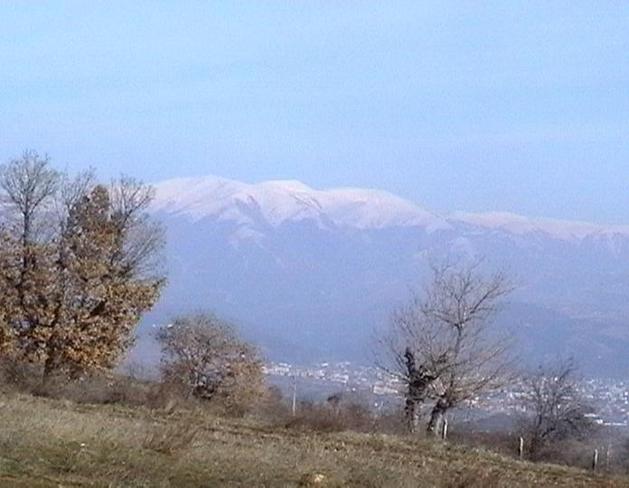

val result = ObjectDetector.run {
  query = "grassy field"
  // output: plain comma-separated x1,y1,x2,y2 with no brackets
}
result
0,392,626,487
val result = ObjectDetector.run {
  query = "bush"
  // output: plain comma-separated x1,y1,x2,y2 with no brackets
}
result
284,394,375,433
156,313,265,415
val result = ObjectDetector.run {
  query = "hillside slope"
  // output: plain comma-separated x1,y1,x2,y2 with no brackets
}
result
0,393,626,487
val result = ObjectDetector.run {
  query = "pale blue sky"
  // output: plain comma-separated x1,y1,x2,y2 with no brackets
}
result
1,2,628,222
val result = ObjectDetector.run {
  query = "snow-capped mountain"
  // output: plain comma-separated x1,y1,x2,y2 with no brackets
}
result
143,175,629,376
152,175,629,242
152,176,450,232
453,211,629,241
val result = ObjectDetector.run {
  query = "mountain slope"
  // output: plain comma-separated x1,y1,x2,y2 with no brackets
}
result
144,175,629,376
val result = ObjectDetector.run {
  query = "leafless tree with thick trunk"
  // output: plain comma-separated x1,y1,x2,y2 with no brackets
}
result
382,260,514,435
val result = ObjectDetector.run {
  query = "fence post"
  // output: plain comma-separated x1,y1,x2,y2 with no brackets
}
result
518,437,524,460
592,448,599,471
606,443,611,470
441,418,448,441
291,375,297,417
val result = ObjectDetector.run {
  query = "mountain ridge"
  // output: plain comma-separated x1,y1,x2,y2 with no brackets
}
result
151,175,629,241
142,174,629,376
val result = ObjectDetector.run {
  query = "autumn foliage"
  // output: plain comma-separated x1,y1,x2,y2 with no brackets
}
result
0,151,164,377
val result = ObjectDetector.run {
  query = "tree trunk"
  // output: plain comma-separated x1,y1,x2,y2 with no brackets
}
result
405,398,420,433
42,352,57,383
529,435,543,461
427,400,448,436
42,335,63,382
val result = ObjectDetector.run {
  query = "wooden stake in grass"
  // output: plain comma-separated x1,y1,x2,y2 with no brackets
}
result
291,375,297,417
518,437,524,460
592,449,599,471
606,443,611,470
441,418,448,441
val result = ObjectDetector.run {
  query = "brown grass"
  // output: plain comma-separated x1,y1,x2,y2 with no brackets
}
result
0,392,626,487
141,417,200,455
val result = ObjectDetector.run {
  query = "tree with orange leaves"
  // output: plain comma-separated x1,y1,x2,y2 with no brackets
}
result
0,151,165,378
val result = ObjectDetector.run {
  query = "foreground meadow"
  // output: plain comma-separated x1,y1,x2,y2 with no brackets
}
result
0,392,626,487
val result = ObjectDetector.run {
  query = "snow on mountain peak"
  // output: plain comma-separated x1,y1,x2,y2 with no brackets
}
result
258,179,314,193
151,176,629,241
151,175,450,231
451,211,629,240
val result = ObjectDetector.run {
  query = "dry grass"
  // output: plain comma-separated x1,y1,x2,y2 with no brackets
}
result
141,418,200,455
0,392,626,487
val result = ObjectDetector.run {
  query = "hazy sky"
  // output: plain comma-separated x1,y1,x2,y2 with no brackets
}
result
1,2,628,222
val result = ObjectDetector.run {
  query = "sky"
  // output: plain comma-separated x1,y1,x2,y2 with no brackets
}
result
1,1,628,223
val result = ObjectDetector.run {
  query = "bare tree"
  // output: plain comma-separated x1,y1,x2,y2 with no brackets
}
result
518,358,596,459
157,313,264,413
383,260,513,435
0,150,59,246
108,176,164,280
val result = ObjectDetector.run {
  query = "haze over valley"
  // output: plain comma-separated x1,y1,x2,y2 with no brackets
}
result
137,175,629,377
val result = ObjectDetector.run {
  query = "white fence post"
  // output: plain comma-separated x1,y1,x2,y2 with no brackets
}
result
518,437,524,460
592,448,599,471
291,375,297,417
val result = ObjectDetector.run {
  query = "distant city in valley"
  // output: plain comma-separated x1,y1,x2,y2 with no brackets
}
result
265,361,629,428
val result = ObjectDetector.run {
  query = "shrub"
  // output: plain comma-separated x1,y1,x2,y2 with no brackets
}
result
284,394,375,433
156,313,265,415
